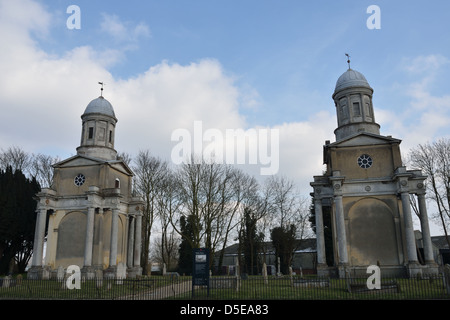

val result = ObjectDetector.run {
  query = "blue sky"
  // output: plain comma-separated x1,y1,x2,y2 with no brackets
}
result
1,0,450,232
37,0,449,132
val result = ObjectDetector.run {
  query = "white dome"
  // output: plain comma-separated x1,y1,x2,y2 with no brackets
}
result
83,96,116,118
334,69,371,92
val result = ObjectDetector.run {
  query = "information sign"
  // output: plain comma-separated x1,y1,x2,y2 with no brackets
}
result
192,248,210,296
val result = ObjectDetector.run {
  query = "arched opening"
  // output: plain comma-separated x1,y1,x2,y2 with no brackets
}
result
348,198,399,266
55,211,86,268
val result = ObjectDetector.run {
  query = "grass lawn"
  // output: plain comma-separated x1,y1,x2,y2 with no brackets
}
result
0,275,449,300
0,276,166,299
177,276,450,300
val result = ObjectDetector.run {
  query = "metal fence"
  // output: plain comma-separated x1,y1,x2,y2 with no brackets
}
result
0,274,449,300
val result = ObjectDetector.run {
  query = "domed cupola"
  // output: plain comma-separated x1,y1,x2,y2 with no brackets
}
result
332,65,380,141
76,94,118,160
83,96,116,118
334,69,371,93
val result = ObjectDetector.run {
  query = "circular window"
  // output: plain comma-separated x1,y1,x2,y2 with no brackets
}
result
74,173,86,186
357,154,373,169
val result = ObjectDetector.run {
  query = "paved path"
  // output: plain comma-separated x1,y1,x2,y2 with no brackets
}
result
118,280,192,300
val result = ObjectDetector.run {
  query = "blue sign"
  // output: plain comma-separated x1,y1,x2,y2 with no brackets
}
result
192,248,210,296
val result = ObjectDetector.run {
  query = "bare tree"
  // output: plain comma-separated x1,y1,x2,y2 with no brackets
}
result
156,169,182,271
171,156,253,270
30,153,60,188
171,156,203,249
0,146,31,175
261,175,313,272
150,229,180,272
132,150,169,275
409,138,450,248
213,168,257,273
264,175,312,235
0,147,61,188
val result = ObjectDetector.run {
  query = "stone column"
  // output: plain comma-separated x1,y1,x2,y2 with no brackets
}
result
83,207,95,268
31,208,47,267
417,193,437,267
109,208,119,268
401,192,418,263
134,214,142,269
127,216,135,268
314,198,327,267
334,195,348,268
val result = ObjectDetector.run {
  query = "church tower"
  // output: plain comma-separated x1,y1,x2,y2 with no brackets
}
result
332,67,380,140
76,96,118,160
30,91,144,280
311,62,439,278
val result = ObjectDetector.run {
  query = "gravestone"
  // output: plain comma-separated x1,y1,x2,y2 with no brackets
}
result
56,266,65,282
444,264,450,294
16,274,22,286
62,273,69,289
42,267,50,280
262,262,268,285
293,278,330,288
210,277,238,289
289,267,293,286
235,258,241,291
2,276,11,288
116,262,126,284
95,269,103,288
277,257,282,276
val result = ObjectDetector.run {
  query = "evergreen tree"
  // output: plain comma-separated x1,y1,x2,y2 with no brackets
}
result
0,167,41,274
240,207,264,275
177,214,199,275
270,224,297,274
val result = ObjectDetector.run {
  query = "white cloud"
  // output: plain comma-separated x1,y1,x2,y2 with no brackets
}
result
272,111,336,193
0,0,335,199
401,54,449,75
110,59,247,158
12,0,449,203
0,0,52,41
0,1,248,165
100,13,151,46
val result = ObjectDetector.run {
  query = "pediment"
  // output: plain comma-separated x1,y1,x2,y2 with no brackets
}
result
53,155,134,176
53,155,105,168
108,160,134,176
328,132,401,148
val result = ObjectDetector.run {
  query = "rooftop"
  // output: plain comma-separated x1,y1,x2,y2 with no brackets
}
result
334,68,372,93
83,96,116,118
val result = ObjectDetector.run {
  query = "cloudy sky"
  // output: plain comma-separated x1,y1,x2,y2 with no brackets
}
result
1,1,449,232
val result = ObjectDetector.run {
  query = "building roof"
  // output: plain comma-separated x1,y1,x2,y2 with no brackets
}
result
326,131,401,147
218,238,317,256
52,154,134,176
334,68,372,92
431,235,450,250
83,96,116,118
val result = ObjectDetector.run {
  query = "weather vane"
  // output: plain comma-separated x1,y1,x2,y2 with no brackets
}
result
98,82,104,97
345,53,351,69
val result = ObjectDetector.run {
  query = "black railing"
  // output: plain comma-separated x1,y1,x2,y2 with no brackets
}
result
0,275,449,300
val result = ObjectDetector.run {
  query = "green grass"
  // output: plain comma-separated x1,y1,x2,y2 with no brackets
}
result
177,276,450,300
0,275,449,300
0,276,175,300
